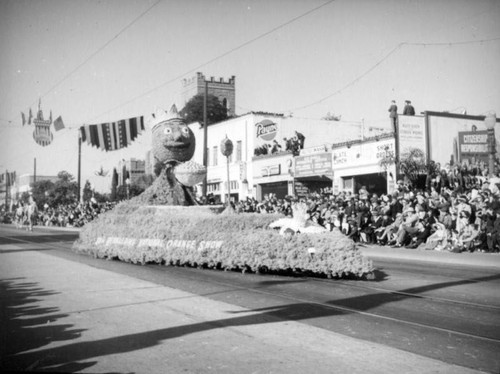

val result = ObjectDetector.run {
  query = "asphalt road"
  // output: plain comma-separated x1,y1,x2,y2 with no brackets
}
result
1,225,499,373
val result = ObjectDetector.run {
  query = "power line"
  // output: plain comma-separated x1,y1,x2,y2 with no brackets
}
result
86,0,337,122
10,0,163,123
283,36,500,114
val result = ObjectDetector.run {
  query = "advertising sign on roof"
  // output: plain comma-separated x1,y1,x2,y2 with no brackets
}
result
255,119,278,141
398,115,426,156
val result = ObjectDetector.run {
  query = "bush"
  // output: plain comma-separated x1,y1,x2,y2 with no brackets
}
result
73,202,373,279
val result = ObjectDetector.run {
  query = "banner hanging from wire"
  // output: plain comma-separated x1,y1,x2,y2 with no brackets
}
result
79,116,145,152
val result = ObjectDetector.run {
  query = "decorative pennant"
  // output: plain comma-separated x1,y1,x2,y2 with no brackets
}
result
80,116,145,152
53,116,65,131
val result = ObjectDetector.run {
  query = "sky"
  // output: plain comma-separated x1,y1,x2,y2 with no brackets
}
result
1,0,499,192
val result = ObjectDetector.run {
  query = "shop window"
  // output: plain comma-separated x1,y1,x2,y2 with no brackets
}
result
224,180,239,191
207,183,220,193
343,177,353,190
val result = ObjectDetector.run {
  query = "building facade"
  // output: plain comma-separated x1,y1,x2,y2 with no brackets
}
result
182,72,236,117
187,113,384,202
117,158,146,187
331,134,397,196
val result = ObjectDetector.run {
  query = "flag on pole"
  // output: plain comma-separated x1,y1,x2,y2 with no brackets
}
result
28,108,33,125
53,116,65,131
21,112,26,126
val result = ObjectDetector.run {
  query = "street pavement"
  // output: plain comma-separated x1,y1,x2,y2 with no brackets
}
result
1,225,496,373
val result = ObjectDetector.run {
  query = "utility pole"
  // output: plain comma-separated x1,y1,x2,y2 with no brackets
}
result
33,158,36,184
77,133,82,201
5,170,8,208
202,80,208,199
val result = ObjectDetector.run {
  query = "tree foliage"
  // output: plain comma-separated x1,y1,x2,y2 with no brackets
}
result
180,94,228,126
52,171,79,206
321,112,342,121
399,148,428,186
24,171,78,208
379,147,434,188
29,179,55,208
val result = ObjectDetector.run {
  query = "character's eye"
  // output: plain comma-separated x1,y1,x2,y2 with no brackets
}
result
181,127,189,134
163,128,172,135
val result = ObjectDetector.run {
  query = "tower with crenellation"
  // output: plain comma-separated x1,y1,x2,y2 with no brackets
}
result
182,72,236,117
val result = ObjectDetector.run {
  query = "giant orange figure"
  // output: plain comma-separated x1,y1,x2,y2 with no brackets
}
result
138,105,206,205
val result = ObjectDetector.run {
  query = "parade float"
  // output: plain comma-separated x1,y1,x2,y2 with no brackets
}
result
73,105,374,279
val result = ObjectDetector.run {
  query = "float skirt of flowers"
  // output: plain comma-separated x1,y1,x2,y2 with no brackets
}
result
73,203,373,279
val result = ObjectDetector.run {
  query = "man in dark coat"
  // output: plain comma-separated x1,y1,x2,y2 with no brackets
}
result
295,131,305,149
403,100,415,115
388,100,398,130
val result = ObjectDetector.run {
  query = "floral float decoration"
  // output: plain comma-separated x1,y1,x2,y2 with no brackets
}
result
269,202,327,236
135,105,206,205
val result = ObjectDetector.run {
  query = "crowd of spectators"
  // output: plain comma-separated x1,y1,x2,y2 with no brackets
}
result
235,162,500,253
1,198,116,228
2,158,499,253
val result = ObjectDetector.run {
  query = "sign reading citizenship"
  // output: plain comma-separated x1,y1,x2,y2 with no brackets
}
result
458,130,489,164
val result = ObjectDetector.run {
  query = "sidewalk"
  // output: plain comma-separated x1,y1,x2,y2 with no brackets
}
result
0,235,484,373
358,243,500,269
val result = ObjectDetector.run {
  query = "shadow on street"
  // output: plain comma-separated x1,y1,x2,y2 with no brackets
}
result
2,272,499,372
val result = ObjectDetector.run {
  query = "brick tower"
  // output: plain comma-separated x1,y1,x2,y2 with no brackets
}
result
182,72,236,117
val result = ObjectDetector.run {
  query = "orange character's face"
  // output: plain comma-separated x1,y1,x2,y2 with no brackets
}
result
152,119,195,163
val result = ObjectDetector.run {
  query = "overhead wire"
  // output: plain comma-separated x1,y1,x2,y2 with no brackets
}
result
8,0,163,124
281,36,500,115
86,0,338,122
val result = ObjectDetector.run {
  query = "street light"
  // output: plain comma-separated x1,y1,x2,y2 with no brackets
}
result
220,135,233,207
484,112,497,177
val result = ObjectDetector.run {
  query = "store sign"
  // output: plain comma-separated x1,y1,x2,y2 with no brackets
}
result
458,130,489,163
300,144,327,155
261,164,281,177
255,119,278,141
398,115,426,156
332,150,348,166
295,153,332,178
331,140,395,168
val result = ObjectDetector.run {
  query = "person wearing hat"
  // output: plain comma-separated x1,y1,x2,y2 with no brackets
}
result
403,100,415,115
455,195,472,232
388,100,398,131
367,210,384,243
391,207,419,247
379,212,403,245
415,193,429,211
486,209,500,252
390,195,404,217
406,209,436,249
